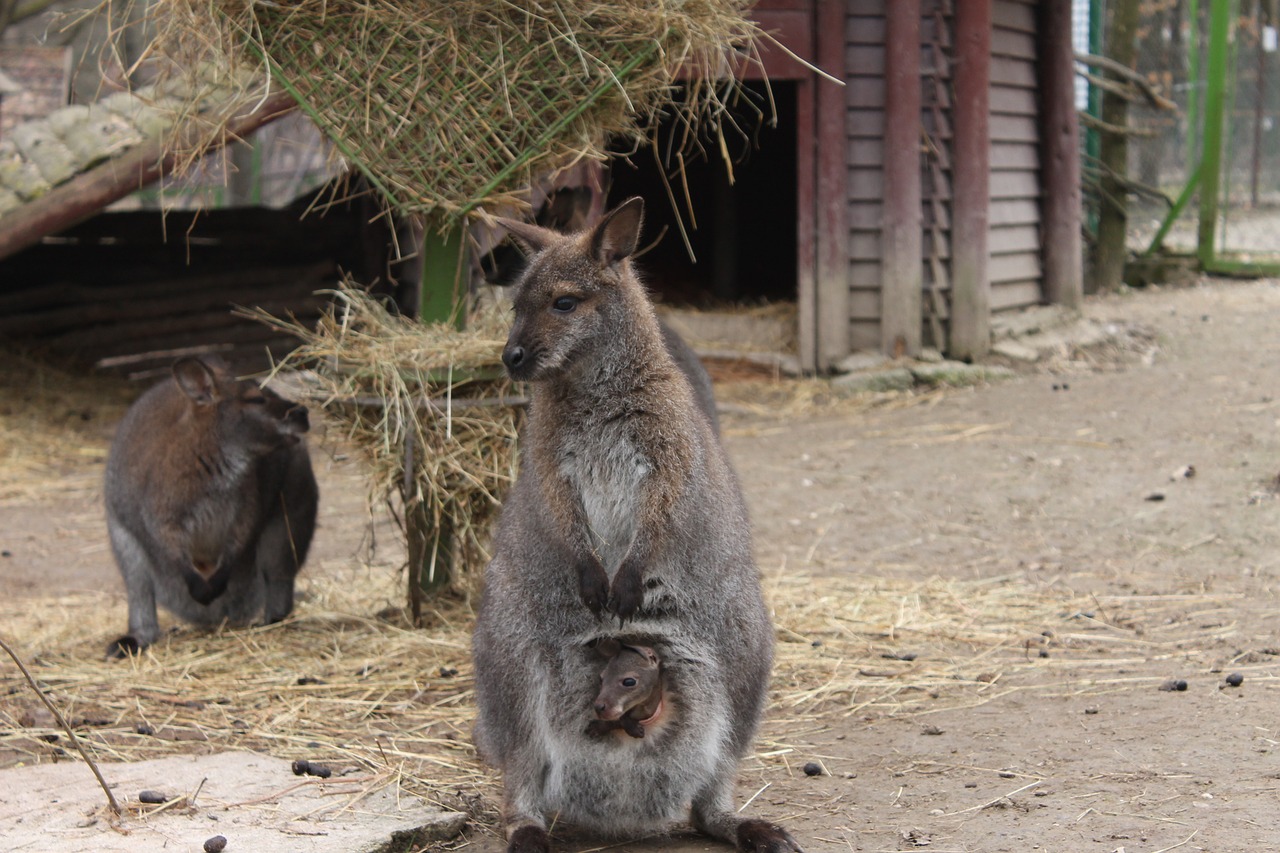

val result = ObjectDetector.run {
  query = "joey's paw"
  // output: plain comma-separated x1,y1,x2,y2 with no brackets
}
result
107,635,143,659
737,819,804,853
608,565,644,622
577,559,610,617
507,825,550,853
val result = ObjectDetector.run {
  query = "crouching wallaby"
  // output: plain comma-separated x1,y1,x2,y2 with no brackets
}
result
104,356,318,658
585,639,663,739
472,198,801,853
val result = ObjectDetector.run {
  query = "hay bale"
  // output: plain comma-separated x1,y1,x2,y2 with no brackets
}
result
143,0,767,221
246,285,520,602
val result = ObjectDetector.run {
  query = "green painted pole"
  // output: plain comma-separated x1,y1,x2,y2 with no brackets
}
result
1198,0,1233,267
1188,0,1201,168
418,220,467,327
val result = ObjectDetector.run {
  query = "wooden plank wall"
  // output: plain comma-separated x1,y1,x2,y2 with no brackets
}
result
988,0,1044,312
0,195,379,381
843,0,1046,356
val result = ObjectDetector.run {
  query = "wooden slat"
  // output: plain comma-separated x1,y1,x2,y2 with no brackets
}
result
989,224,1041,254
991,141,1040,170
849,168,884,200
846,16,886,44
991,55,1036,88
848,201,883,230
846,109,885,137
848,0,886,16
848,77,885,109
990,169,1040,200
848,287,882,319
849,231,880,260
850,260,882,287
990,198,1040,225
990,113,1039,143
992,26,1036,59
846,45,885,76
994,0,1036,34
848,137,883,166
991,280,1044,310
990,86,1037,115
989,251,1043,284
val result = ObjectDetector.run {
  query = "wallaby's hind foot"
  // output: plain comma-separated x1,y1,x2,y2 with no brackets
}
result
736,819,805,853
506,825,550,853
107,635,142,659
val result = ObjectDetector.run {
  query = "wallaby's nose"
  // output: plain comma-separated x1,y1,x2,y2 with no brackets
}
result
502,345,527,372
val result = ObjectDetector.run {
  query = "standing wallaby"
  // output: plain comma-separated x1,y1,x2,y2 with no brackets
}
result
472,198,800,853
104,356,318,658
585,639,663,739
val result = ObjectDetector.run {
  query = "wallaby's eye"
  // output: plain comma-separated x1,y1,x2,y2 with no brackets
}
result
551,296,578,314
622,677,638,688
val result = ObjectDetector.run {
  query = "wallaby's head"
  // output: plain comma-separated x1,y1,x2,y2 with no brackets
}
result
495,196,648,383
592,639,662,721
171,356,310,454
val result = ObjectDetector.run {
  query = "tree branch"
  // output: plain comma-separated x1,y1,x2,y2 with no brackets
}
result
1076,51,1178,111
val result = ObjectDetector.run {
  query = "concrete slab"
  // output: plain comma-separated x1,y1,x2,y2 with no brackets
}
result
0,751,466,853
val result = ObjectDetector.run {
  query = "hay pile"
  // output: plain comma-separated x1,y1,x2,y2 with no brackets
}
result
246,286,520,602
142,0,767,221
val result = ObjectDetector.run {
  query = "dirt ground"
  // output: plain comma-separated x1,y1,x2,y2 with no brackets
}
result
3,276,1280,852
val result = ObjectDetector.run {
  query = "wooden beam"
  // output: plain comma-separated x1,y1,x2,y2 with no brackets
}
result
949,0,992,361
0,91,297,263
1039,0,1084,310
881,0,923,358
814,0,849,371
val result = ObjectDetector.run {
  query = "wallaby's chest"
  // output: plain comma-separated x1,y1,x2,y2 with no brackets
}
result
558,429,651,570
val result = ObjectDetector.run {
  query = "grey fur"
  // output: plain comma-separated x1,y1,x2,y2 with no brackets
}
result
104,356,318,657
473,198,800,852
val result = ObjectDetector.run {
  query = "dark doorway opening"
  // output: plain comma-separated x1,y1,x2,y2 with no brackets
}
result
606,81,798,309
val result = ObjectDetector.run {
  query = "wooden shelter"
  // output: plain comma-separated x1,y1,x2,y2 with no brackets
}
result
627,0,1083,371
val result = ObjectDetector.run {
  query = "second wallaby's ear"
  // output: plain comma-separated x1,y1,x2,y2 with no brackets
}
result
592,637,622,659
495,216,558,255
590,196,644,267
172,358,219,406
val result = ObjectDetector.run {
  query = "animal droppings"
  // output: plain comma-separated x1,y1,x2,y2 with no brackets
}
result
137,790,168,804
1159,678,1189,692
1225,672,1244,687
802,762,823,776
292,758,332,778
203,835,228,853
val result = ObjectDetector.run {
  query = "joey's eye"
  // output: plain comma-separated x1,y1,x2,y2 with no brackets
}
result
551,296,578,314
622,677,638,688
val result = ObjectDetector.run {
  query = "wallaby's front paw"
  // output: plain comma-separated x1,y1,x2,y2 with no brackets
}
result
107,635,143,659
736,819,804,853
577,558,610,616
609,563,644,622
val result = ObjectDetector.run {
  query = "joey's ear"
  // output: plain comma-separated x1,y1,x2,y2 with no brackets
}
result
593,637,622,659
494,217,558,255
633,646,659,666
590,196,643,266
172,358,219,405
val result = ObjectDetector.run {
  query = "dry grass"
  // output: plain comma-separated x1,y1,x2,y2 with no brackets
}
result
244,285,522,600
128,0,773,224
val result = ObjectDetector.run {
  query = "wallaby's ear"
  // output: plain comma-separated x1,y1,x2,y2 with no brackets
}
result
592,637,622,659
495,217,558,255
590,197,644,267
172,358,220,406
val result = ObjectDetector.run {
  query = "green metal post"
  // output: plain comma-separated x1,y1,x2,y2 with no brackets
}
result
1087,0,1105,174
418,220,468,327
1198,0,1233,267
1188,0,1201,167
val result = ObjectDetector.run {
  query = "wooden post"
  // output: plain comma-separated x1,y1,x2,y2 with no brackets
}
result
881,0,923,359
950,0,992,360
1038,0,1084,310
1095,0,1140,291
405,218,469,617
815,0,850,370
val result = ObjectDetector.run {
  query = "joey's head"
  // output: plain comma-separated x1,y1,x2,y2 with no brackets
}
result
172,356,310,455
495,197,646,383
592,641,662,721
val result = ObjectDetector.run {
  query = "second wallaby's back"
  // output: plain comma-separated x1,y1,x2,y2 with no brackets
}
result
472,198,798,852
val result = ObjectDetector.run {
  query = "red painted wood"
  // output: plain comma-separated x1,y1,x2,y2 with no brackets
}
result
881,0,922,358
949,0,992,361
815,0,850,369
1037,0,1083,310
